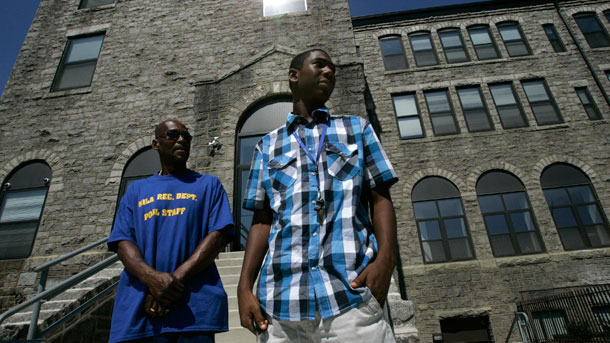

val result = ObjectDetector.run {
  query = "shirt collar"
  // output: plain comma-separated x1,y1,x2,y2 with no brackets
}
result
286,107,330,131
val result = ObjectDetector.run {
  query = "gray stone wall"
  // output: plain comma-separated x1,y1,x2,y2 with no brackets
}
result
0,0,361,311
354,0,610,341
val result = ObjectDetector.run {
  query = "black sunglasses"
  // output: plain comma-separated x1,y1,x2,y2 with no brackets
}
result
157,130,192,141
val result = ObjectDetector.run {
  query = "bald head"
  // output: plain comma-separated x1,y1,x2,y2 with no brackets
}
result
155,119,186,138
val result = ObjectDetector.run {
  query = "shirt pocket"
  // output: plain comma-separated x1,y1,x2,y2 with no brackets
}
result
268,150,298,192
326,142,359,181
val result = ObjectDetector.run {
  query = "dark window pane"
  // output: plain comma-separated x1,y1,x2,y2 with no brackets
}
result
517,232,543,254
568,185,595,203
505,41,530,56
475,45,499,60
430,113,458,135
478,194,504,213
510,212,535,232
575,88,602,120
380,37,404,55
413,201,438,219
419,220,442,240
490,235,515,256
484,214,510,234
558,228,586,250
445,49,469,63
0,221,38,259
56,63,97,90
532,103,560,124
426,91,452,112
438,198,463,216
239,136,262,164
444,218,467,238
503,192,528,210
543,188,570,206
414,50,438,66
497,107,527,128
552,208,577,228
458,88,492,132
448,238,472,260
464,109,492,131
577,205,603,225
422,241,446,262
586,225,610,247
383,55,408,71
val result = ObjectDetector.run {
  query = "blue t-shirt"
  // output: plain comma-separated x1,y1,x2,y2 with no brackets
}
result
107,171,234,343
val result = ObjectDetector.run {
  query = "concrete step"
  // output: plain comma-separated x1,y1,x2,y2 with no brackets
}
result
217,265,242,277
215,257,245,268
218,251,244,259
216,327,256,343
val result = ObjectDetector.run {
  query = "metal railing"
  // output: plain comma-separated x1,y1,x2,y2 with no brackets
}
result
516,284,610,343
0,237,120,341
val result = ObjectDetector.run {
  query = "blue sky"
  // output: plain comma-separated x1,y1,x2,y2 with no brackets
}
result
0,0,487,97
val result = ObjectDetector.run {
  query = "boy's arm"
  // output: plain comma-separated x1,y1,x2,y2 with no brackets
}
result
237,207,273,334
350,185,397,306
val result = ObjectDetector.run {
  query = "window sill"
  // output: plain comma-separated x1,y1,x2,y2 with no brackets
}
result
45,87,92,98
261,9,312,20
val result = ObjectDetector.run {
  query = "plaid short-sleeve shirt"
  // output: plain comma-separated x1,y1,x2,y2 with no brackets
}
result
243,108,397,321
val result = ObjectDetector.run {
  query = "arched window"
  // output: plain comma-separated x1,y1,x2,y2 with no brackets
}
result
0,161,51,259
541,163,610,250
412,176,474,263
118,147,161,201
496,21,531,57
235,97,292,250
477,170,544,257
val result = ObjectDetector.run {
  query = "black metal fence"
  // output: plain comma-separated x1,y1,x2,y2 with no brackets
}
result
516,284,610,343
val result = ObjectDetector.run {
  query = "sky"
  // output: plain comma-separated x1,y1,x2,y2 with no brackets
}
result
0,0,488,97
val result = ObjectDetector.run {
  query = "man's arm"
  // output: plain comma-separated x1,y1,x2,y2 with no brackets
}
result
173,227,231,282
237,207,273,334
116,240,185,307
350,185,397,306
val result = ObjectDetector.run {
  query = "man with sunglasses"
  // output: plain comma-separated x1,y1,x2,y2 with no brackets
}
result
108,119,234,343
238,49,398,342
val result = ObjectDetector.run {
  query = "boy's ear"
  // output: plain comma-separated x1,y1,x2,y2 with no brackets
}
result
289,68,299,83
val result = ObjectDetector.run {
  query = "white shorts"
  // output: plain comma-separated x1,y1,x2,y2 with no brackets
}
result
259,296,396,343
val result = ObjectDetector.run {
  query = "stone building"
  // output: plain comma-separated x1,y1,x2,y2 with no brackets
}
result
0,0,609,342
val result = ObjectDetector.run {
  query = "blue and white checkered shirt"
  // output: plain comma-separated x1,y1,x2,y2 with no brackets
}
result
243,108,397,321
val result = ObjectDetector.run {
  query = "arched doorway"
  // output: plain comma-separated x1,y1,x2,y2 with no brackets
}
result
234,96,292,250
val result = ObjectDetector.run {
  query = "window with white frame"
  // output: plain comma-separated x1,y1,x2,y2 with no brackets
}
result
392,93,424,139
52,34,105,91
263,0,307,17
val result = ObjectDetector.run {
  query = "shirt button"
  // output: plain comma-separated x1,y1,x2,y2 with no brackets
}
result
312,200,316,204
311,172,316,176
308,147,312,151
313,232,318,237
312,266,317,271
